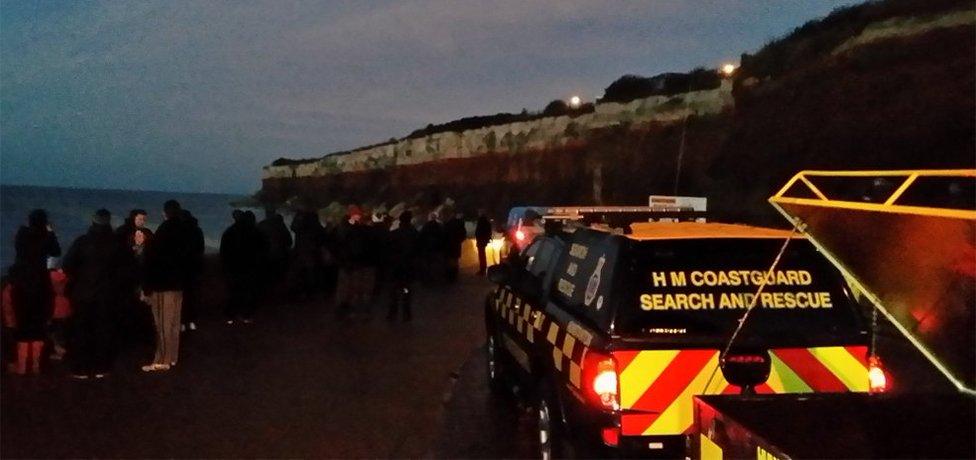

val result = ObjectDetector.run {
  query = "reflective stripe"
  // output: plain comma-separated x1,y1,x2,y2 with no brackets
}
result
546,323,559,345
700,434,723,460
618,350,679,409
569,361,582,387
767,353,813,393
645,352,728,435
533,312,545,330
562,334,576,358
808,346,869,391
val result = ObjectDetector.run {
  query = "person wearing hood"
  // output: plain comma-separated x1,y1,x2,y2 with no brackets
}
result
141,200,192,372
9,209,61,375
220,210,269,323
63,209,135,379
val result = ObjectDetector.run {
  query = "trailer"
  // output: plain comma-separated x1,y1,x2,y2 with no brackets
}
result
693,170,976,459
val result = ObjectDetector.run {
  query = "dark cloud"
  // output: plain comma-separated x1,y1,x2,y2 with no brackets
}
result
1,0,857,193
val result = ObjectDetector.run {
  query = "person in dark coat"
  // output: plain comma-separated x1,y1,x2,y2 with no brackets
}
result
475,210,493,276
387,211,418,321
63,209,134,379
220,210,269,323
115,209,156,348
335,206,371,319
257,208,293,297
141,200,191,372
180,209,205,331
116,209,154,258
442,212,467,284
418,212,445,286
9,209,61,374
289,209,325,301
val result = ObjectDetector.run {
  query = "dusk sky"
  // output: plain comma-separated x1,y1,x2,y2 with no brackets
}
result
2,1,858,194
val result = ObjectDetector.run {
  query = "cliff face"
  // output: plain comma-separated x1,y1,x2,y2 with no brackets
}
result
262,5,974,223
262,81,732,179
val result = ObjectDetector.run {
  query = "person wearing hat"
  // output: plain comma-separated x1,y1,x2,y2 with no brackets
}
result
63,209,135,378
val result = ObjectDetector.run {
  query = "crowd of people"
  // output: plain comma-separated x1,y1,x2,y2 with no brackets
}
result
2,201,205,378
2,201,495,380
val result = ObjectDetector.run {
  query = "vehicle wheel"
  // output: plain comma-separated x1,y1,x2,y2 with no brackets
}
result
535,381,572,459
486,335,508,394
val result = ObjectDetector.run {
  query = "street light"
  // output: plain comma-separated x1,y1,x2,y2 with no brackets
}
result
569,95,582,108
721,63,737,77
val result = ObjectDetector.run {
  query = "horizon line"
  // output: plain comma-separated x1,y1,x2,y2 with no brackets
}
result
0,181,248,197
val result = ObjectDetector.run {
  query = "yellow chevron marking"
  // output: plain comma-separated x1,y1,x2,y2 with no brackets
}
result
522,304,532,321
569,361,582,388
562,334,576,359
619,350,680,409
533,313,545,330
700,434,723,460
546,323,559,345
553,348,563,371
645,353,728,435
809,347,869,391
768,353,813,393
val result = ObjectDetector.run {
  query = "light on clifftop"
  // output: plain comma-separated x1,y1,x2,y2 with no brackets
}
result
721,63,737,76
569,95,582,108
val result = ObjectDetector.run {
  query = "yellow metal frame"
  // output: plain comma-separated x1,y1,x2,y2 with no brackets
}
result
771,169,976,220
769,169,976,396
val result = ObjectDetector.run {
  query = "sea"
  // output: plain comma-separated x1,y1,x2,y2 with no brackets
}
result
0,185,253,272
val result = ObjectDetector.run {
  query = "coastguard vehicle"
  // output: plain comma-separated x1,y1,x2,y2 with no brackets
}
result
484,215,878,458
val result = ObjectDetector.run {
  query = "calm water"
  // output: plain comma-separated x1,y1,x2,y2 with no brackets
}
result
0,185,249,271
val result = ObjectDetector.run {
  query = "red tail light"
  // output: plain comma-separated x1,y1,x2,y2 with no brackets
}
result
868,356,888,393
601,427,620,447
582,350,618,410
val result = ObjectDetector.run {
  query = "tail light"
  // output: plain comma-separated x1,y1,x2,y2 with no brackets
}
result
868,356,889,393
582,350,618,410
601,427,620,447
515,229,526,242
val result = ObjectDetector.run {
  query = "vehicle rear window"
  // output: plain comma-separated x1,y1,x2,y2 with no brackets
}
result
615,238,865,347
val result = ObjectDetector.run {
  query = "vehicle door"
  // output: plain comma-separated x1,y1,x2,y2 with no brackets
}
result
540,230,619,416
494,237,563,384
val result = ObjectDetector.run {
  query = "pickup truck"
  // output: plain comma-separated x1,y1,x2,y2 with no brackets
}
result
484,221,879,458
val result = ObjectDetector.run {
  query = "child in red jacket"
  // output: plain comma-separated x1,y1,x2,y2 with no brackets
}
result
48,260,71,360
